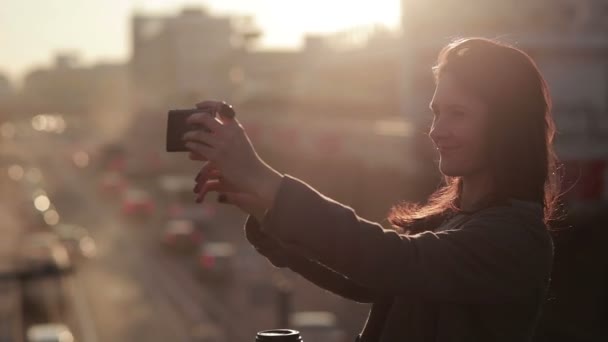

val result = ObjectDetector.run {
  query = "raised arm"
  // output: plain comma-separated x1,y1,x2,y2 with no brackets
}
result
244,216,378,304
258,175,554,304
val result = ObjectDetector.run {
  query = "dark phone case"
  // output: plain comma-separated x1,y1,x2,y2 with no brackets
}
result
166,109,211,152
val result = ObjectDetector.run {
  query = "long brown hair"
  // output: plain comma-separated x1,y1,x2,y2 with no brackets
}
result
388,37,561,234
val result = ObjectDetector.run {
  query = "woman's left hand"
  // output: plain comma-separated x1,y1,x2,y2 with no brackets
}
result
182,101,283,207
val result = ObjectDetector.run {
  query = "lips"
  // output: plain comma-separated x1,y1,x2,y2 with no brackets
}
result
438,146,461,154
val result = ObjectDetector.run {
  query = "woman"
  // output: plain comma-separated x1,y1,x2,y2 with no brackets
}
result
182,37,558,342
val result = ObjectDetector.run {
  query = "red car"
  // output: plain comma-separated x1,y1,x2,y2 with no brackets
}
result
196,242,236,283
161,219,203,254
121,189,155,217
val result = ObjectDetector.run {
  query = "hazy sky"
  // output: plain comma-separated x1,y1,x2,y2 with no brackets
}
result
0,0,401,83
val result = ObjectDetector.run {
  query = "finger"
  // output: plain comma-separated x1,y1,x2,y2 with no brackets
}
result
195,100,221,114
187,113,223,132
194,162,216,182
182,130,221,148
219,116,245,134
195,163,219,182
185,142,215,161
194,169,221,193
195,179,223,203
195,176,240,196
189,151,208,161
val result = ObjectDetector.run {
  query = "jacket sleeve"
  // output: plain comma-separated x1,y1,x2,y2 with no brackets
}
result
258,175,554,303
244,215,378,303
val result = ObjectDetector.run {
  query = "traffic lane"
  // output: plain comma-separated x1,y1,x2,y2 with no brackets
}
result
141,208,280,340
75,209,198,342
82,196,276,340
36,156,208,341
36,130,276,340
16,130,192,340
131,211,253,342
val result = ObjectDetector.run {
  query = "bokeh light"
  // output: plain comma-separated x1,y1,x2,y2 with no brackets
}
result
7,164,24,181
73,151,90,168
34,195,51,212
31,114,67,133
31,115,48,131
43,209,60,225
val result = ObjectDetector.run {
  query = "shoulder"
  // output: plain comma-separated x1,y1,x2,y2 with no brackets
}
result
468,199,543,226
465,199,553,258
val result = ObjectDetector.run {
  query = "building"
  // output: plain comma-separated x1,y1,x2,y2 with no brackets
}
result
130,7,242,109
400,0,608,202
0,72,14,119
0,73,12,99
20,54,129,129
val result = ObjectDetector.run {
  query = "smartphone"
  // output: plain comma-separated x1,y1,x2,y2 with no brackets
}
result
166,108,212,152
166,102,236,152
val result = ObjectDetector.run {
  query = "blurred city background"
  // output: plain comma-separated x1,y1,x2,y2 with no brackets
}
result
0,0,606,341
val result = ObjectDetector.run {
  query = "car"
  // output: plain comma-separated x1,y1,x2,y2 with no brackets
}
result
27,323,74,342
161,219,203,254
159,175,218,226
53,224,97,260
18,232,72,276
167,203,215,230
289,311,346,342
18,232,73,315
121,188,155,217
196,241,236,282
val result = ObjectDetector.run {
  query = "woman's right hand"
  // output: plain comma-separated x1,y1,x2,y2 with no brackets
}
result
193,162,269,221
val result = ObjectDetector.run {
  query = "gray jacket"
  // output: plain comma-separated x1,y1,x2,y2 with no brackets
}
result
245,175,554,342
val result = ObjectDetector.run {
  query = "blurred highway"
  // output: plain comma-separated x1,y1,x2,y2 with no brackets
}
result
1,121,281,342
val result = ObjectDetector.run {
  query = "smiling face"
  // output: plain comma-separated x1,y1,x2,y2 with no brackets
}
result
429,73,490,178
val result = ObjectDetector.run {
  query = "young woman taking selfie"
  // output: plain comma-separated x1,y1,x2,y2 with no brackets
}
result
182,37,559,342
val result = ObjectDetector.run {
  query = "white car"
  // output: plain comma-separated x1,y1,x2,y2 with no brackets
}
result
196,242,236,282
162,219,203,253
53,224,97,260
19,232,72,274
27,323,74,342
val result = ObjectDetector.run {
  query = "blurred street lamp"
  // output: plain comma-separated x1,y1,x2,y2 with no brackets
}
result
43,210,60,226
31,114,67,134
32,115,48,131
7,164,24,181
34,195,50,212
72,151,90,168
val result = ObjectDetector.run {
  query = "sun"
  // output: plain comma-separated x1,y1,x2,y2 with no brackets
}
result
295,1,402,32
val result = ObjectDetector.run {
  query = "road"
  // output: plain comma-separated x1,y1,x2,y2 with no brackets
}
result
35,136,226,341
0,121,291,341
25,131,279,342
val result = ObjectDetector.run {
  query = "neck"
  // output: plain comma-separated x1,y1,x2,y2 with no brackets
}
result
460,172,494,212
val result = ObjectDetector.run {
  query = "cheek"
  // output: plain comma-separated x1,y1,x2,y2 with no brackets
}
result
451,121,486,165
459,122,487,166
